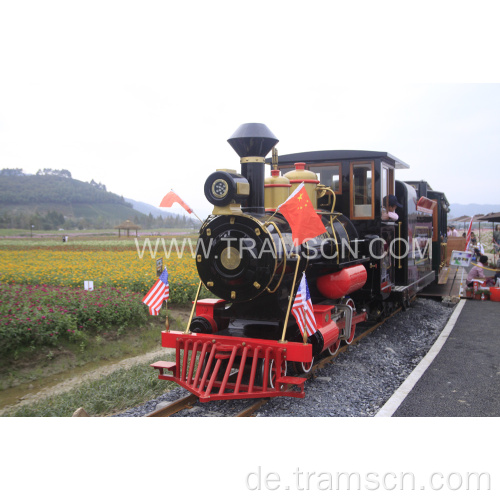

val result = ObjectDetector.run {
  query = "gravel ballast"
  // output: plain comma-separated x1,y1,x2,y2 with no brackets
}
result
113,298,456,417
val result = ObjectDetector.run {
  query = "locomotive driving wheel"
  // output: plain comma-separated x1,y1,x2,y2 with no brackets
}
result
342,298,356,345
293,357,315,375
327,339,341,356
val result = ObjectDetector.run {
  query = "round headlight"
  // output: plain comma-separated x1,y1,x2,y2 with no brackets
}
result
204,170,250,207
211,179,229,199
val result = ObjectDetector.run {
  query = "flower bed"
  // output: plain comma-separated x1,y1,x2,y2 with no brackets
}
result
0,283,149,355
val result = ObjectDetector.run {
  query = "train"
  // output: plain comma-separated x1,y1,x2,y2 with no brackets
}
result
151,123,450,402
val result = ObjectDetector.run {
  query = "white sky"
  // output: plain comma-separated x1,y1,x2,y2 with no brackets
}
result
1,1,499,219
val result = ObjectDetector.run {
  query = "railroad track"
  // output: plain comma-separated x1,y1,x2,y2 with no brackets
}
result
146,307,402,418
146,394,198,417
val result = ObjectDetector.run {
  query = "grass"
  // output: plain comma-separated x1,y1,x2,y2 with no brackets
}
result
0,307,189,417
1,353,177,417
0,309,187,390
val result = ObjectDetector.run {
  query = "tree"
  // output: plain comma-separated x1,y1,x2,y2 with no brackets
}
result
90,179,107,191
36,168,72,178
0,168,25,176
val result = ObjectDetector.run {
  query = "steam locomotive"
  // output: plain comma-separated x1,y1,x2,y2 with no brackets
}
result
152,124,449,402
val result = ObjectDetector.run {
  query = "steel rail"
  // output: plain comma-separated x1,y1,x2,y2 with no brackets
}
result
146,394,198,417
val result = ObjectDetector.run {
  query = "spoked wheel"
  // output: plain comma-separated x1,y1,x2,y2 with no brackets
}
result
293,357,315,375
327,339,341,356
342,298,356,345
344,324,356,345
259,357,287,389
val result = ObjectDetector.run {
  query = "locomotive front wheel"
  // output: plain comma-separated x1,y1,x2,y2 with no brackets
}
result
189,316,213,334
200,352,226,383
269,358,287,389
259,358,287,389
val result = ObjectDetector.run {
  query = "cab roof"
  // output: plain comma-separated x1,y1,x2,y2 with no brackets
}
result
266,150,410,169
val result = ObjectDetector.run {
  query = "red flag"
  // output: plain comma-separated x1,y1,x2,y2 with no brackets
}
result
465,218,473,251
159,190,193,214
416,196,437,215
278,183,326,245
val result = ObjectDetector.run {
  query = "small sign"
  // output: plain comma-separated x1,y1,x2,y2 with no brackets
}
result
84,281,94,291
156,258,163,277
450,250,473,267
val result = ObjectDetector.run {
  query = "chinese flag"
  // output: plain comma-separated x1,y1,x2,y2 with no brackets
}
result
159,190,193,214
278,183,326,245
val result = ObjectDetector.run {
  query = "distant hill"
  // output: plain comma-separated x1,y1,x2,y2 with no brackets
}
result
125,198,200,227
0,169,195,230
449,203,500,219
125,198,176,218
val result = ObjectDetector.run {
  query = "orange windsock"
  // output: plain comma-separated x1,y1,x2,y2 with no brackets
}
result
159,190,193,214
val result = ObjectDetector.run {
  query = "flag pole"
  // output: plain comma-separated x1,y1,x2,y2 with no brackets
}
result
280,254,301,344
184,280,203,335
165,304,170,331
191,211,203,223
264,208,279,227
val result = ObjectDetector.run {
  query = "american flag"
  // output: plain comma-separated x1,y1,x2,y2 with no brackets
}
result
465,218,473,251
291,274,317,338
142,268,169,315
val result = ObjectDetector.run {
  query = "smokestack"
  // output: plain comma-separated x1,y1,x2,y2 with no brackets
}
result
227,123,278,214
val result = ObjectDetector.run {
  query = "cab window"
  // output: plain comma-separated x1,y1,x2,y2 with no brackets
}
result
309,163,342,194
350,161,374,219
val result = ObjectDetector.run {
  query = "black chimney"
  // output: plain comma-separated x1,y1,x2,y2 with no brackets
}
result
228,123,278,214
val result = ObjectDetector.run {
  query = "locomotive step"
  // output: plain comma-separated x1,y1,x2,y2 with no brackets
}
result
276,376,307,388
151,361,177,376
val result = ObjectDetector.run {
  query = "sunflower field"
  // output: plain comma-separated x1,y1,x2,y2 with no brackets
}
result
0,237,202,301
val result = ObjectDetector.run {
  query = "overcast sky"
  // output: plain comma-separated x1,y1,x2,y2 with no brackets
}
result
1,1,499,219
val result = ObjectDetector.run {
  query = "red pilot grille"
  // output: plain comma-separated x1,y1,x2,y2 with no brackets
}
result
152,333,312,402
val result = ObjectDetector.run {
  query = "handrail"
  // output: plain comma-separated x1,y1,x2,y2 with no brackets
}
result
264,220,287,294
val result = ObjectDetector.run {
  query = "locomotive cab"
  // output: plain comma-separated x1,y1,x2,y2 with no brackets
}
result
274,150,413,317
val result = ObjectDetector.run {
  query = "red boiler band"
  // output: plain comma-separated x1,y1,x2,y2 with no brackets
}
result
317,265,367,299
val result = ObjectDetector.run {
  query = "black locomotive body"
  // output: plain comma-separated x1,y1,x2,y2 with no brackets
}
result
152,124,449,402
